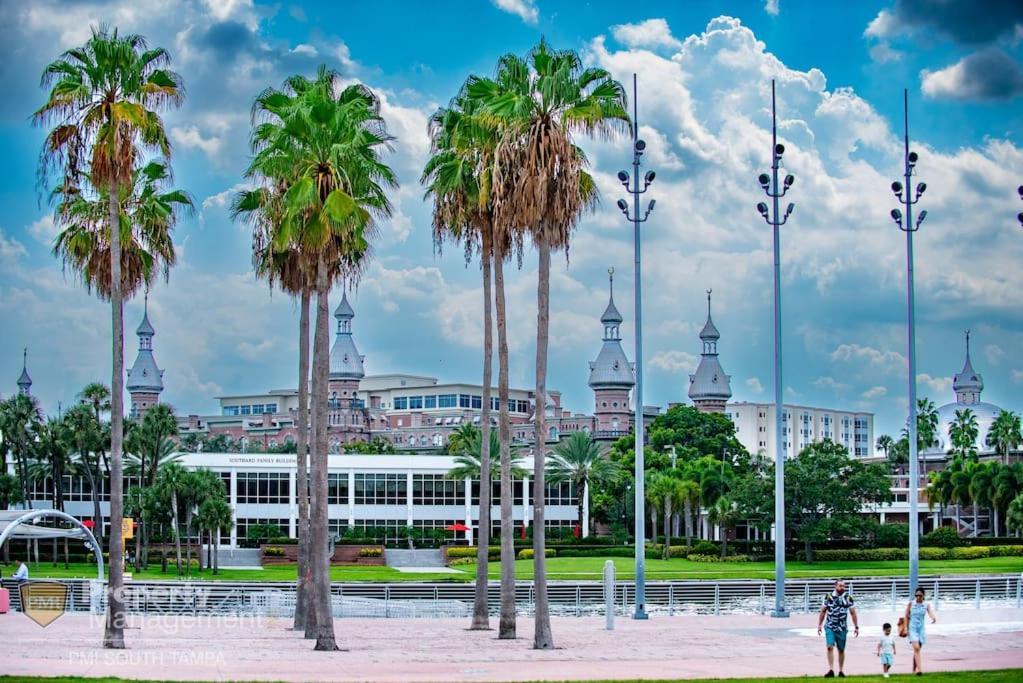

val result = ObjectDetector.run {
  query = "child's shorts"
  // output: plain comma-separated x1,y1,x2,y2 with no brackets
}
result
880,653,894,666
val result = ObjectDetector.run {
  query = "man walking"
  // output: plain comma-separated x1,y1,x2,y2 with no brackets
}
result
817,579,859,677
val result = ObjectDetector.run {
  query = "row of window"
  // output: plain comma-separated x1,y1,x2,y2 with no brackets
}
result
392,394,530,414
223,403,278,416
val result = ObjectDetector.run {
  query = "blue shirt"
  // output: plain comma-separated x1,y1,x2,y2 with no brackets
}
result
823,591,854,632
12,564,28,580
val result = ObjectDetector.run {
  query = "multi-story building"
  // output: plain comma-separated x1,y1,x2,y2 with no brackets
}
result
726,402,874,460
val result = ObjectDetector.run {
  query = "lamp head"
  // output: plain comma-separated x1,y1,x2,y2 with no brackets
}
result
916,182,927,196
758,173,770,189
635,139,646,152
775,143,785,157
757,202,769,217
891,181,903,196
916,209,927,225
1018,211,1023,226
647,199,656,212
644,170,656,184
1018,185,1023,198
891,208,902,223
785,202,795,217
784,174,795,188
908,151,918,165
617,170,629,183
616,198,628,213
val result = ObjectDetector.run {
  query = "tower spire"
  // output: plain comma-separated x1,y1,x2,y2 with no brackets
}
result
689,288,731,413
17,347,32,396
952,328,983,405
127,298,163,417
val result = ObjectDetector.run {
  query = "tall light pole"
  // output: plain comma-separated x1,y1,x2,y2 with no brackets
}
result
617,73,655,620
755,80,794,618
890,88,927,595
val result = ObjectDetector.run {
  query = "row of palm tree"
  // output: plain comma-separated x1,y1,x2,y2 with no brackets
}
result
928,459,1023,537
422,39,628,649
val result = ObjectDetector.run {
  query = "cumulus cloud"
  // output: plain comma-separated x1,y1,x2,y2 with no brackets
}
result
831,344,906,374
813,376,850,392
491,0,538,24
0,230,27,261
869,42,903,64
764,0,780,17
171,125,224,157
921,48,1023,101
865,0,1022,45
650,350,698,374
861,385,888,399
611,19,682,51
917,373,953,397
746,377,764,394
27,215,58,245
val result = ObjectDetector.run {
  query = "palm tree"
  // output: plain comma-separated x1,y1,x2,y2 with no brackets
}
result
196,496,233,575
36,28,185,646
876,434,894,459
948,409,980,461
926,468,955,529
0,394,42,508
950,458,975,535
546,432,618,537
445,422,480,456
470,39,629,650
679,479,701,548
916,398,940,451
153,462,188,575
79,383,111,474
62,404,106,544
245,65,396,651
124,403,179,486
707,496,740,559
992,463,1023,537
445,426,527,480
987,410,1022,466
29,416,71,567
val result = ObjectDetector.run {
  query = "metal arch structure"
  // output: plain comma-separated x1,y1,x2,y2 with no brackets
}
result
0,509,104,581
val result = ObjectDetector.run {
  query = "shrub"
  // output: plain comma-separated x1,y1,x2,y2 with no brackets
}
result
446,546,499,559
172,559,200,570
873,523,909,549
357,547,383,558
517,548,556,560
558,547,634,558
951,546,990,560
815,548,907,562
449,557,476,566
691,541,718,556
263,546,286,557
919,547,951,561
667,545,690,558
689,554,750,563
988,545,1023,557
922,526,966,548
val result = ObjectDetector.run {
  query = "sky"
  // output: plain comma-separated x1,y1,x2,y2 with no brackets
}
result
1,0,1021,441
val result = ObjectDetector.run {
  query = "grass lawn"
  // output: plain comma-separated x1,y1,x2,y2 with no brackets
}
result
2,672,1021,682
9,555,1023,583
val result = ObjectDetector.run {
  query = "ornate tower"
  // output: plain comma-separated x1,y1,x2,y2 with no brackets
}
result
688,290,732,413
588,268,635,434
126,296,164,419
327,291,368,448
17,348,32,396
952,330,983,406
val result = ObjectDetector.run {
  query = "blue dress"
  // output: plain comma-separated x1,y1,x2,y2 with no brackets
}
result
908,601,929,645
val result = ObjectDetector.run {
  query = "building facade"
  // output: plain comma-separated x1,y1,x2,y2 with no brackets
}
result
726,402,874,460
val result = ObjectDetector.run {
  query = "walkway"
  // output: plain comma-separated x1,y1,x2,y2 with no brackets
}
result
1,607,1020,681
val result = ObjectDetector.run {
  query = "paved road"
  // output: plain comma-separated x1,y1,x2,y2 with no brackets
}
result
1,607,1021,680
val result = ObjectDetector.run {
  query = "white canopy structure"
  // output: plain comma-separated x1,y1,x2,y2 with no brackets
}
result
0,509,104,580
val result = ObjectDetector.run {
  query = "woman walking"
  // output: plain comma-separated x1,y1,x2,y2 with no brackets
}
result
905,587,937,675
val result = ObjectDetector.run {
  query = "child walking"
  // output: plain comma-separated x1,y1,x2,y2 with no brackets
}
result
877,622,897,678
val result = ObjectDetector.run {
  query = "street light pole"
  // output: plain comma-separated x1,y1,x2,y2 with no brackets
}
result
756,80,794,618
890,88,927,595
617,73,656,620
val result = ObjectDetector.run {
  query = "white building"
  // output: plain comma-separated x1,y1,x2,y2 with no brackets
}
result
726,402,874,460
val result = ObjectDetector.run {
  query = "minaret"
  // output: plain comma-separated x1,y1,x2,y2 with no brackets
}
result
588,268,635,434
17,348,32,396
126,295,164,419
952,329,983,406
328,291,366,403
688,289,732,413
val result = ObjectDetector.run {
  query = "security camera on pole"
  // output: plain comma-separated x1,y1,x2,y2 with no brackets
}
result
616,73,655,620
889,88,928,595
755,79,794,619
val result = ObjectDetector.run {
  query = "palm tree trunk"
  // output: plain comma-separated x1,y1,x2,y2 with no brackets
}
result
104,172,126,649
684,498,693,548
87,467,103,548
134,508,142,573
172,490,182,575
472,229,494,631
532,241,554,650
494,253,515,640
213,528,220,575
663,505,671,561
294,289,312,633
185,512,194,577
310,257,338,651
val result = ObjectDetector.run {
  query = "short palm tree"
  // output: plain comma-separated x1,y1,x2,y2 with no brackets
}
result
987,410,1022,466
445,426,527,480
0,394,42,509
546,432,617,537
707,496,740,559
948,409,980,461
123,403,179,486
196,496,233,575
469,39,629,650
36,27,185,646
992,463,1023,537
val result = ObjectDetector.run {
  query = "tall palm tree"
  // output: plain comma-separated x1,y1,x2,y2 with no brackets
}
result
62,404,106,543
470,39,629,649
153,462,188,575
79,383,111,474
29,416,71,567
916,398,939,451
546,431,618,537
196,495,233,575
246,65,396,651
987,410,1022,466
679,479,701,548
445,427,527,480
876,434,894,460
123,403,179,486
992,463,1023,537
36,27,184,646
0,394,42,508
948,409,980,461
926,468,954,528
969,461,998,537
423,86,503,632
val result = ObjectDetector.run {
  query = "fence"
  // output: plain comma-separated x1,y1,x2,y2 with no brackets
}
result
3,575,1021,619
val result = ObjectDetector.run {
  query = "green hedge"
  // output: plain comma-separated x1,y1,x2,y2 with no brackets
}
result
263,546,286,557
689,554,751,563
988,545,1023,557
922,526,968,548
815,548,907,562
357,547,383,558
517,548,556,560
813,545,1023,561
558,546,635,558
446,546,499,559
449,557,476,566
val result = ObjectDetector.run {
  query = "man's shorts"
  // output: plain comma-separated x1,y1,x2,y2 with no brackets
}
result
880,653,894,666
825,628,848,651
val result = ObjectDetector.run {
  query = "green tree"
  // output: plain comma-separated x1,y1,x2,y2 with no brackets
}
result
0,394,42,508
35,27,185,648
1007,494,1023,536
916,398,940,452
707,496,740,559
784,440,891,561
876,434,894,460
153,463,188,575
445,426,526,480
124,404,179,486
196,496,233,574
546,432,618,537
61,404,106,544
79,383,111,475
29,415,72,567
987,410,1022,466
992,463,1023,537
648,405,750,468
948,408,979,460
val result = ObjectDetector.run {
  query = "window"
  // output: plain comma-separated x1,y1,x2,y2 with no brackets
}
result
472,479,524,506
223,406,240,416
545,481,577,506
328,473,349,505
438,394,457,408
459,394,472,408
409,396,424,410
413,474,460,505
472,395,482,409
236,472,291,504
517,400,530,413
265,403,278,414
393,396,408,410
425,395,437,409
240,405,252,415
432,433,443,447
491,397,501,410
235,517,289,542
352,519,405,545
354,473,406,504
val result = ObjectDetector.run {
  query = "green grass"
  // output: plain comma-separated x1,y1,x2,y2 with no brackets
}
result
11,554,1023,583
1,671,1020,683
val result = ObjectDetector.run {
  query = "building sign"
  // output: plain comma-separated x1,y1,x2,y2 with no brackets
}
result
227,456,298,466
121,517,134,540
19,582,68,627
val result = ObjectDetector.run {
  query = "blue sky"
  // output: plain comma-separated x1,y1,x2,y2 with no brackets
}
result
1,0,1021,440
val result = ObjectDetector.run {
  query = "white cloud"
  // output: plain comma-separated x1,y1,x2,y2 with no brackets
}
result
984,344,1006,366
861,385,887,400
745,377,764,394
921,49,1023,101
917,373,953,397
831,344,906,374
1011,369,1023,384
491,0,538,24
813,376,850,392
611,19,682,51
864,9,898,39
869,42,904,63
0,230,27,261
201,183,253,212
650,350,698,374
27,215,58,245
764,0,780,17
291,43,317,57
171,125,223,157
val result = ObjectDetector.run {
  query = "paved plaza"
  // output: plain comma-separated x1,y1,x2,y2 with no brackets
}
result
1,607,1021,681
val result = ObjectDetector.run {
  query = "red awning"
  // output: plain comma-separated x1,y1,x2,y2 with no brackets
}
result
444,523,470,532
